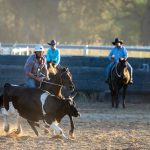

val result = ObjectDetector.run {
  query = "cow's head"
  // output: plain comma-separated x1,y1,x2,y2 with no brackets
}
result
64,95,80,117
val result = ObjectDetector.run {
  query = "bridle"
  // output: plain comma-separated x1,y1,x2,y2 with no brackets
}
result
115,63,121,78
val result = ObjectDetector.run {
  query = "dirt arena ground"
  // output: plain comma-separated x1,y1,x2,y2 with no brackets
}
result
0,101,150,150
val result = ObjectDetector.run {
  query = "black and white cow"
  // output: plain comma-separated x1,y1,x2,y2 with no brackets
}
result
1,83,80,138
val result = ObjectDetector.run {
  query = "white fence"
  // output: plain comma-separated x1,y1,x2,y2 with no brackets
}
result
0,43,150,56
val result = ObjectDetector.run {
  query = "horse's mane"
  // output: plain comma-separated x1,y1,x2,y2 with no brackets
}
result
47,65,58,77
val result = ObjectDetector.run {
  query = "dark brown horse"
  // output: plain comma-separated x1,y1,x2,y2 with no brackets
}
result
41,66,75,98
108,58,130,108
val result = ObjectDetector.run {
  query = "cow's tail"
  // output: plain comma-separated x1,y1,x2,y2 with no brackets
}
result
4,83,11,88
0,94,3,108
3,83,11,111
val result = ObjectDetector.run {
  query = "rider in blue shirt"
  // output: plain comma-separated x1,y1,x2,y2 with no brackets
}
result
46,40,60,67
105,38,133,84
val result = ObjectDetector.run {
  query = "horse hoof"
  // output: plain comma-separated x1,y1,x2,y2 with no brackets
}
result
69,131,75,139
44,129,49,134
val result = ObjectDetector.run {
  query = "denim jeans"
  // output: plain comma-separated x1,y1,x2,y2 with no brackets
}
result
106,62,115,79
127,62,133,78
26,78,36,88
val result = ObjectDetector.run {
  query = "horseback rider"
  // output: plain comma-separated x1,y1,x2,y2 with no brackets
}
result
24,44,49,88
46,40,60,68
105,38,133,84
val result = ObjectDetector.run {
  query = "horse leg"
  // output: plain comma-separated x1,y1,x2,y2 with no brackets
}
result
115,89,119,108
122,86,127,108
68,115,75,138
111,90,115,108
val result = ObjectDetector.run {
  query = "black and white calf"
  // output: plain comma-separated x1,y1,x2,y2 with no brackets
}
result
0,83,80,138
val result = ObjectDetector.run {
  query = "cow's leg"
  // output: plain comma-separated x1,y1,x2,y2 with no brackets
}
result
68,115,75,138
15,113,22,134
27,120,39,136
1,107,9,132
50,122,67,139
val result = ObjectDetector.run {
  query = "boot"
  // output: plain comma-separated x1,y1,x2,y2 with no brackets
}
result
129,79,133,84
129,78,133,84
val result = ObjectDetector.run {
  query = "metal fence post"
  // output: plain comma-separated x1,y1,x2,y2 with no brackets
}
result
84,45,89,56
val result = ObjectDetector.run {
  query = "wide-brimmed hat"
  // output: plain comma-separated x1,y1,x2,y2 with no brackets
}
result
112,38,123,45
47,40,57,46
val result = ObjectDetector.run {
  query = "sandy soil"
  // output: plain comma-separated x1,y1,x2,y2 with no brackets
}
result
0,101,150,150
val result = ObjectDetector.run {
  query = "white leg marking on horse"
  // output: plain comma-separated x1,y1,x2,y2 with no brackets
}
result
40,92,49,115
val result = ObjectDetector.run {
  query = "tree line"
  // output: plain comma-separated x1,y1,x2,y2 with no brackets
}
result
0,0,150,45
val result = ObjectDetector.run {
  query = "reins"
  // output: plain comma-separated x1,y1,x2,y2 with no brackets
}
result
115,63,121,78
42,80,63,87
39,71,68,88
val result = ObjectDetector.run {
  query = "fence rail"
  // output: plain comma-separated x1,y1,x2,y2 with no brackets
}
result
0,43,150,56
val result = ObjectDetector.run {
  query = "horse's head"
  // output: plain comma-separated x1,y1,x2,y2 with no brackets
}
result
116,58,128,79
59,67,75,92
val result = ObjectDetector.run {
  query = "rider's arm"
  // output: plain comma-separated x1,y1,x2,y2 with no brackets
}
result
26,72,41,81
108,48,115,61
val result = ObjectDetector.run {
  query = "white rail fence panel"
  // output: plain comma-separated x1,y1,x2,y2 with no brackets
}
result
0,43,150,55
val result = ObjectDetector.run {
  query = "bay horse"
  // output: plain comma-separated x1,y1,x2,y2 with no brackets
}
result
108,58,130,108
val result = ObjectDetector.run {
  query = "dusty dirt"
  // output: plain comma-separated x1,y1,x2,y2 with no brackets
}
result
0,101,150,150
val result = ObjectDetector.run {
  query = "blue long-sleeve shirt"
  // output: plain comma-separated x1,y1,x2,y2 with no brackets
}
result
46,48,60,65
108,46,128,62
